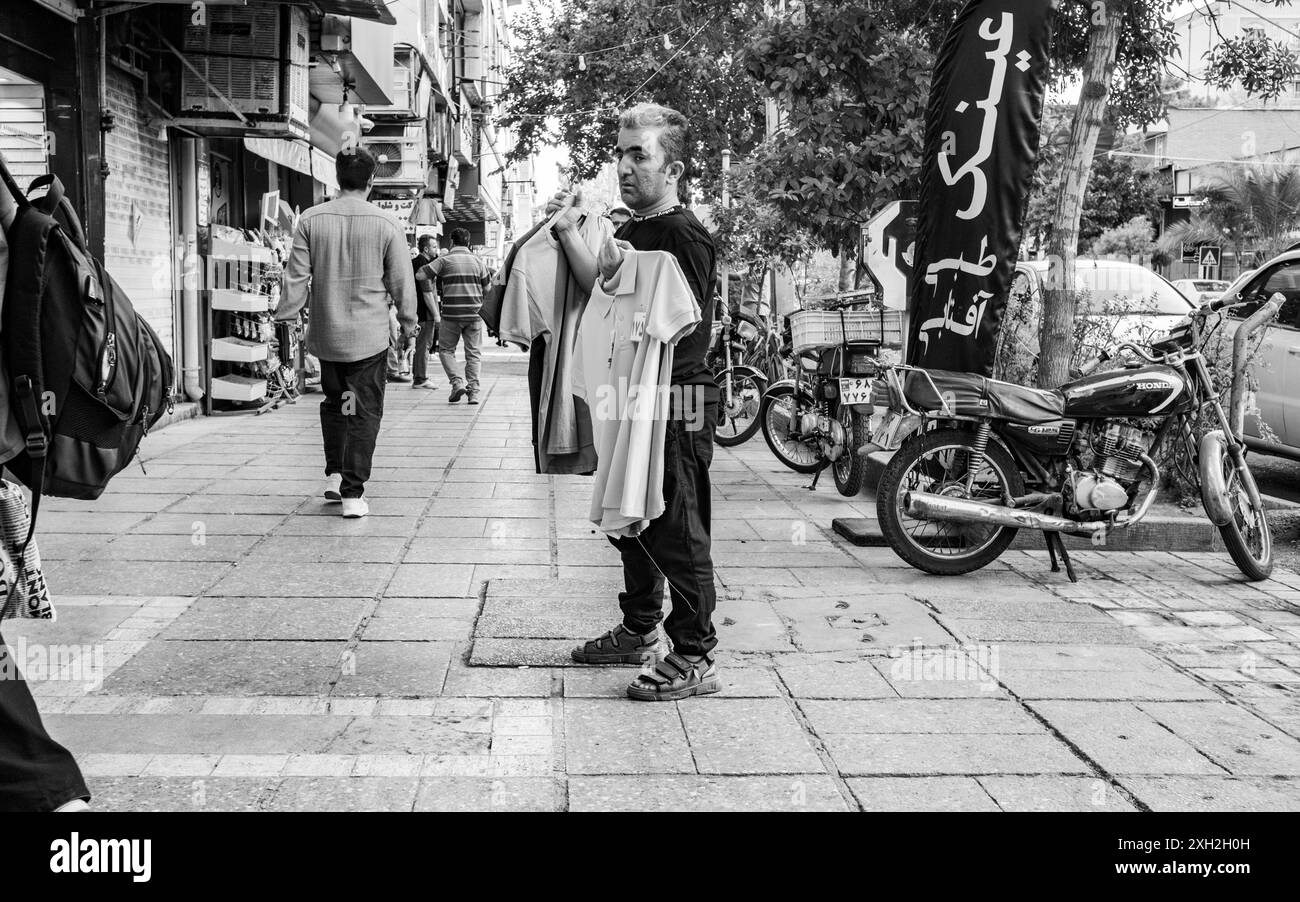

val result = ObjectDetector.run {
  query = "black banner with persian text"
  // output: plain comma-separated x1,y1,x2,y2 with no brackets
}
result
907,0,1054,375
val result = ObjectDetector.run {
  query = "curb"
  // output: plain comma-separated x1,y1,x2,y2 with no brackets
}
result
834,509,1299,553
150,401,202,434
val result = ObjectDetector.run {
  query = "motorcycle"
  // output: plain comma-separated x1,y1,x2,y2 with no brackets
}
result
708,308,768,447
759,296,889,495
871,292,1281,581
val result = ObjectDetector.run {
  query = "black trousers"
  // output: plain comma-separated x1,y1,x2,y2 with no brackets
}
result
319,349,388,499
610,399,719,657
0,631,89,811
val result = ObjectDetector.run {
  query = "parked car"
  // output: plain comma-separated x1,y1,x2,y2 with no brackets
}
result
997,258,1195,381
1173,278,1232,305
1202,249,1300,458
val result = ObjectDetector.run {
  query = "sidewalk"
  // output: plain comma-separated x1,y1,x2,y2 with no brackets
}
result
6,346,1300,811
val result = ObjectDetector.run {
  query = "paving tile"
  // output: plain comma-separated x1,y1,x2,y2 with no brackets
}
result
209,562,395,598
84,534,263,563
824,733,1088,776
263,777,420,812
1119,776,1300,811
1029,701,1227,776
332,642,455,697
414,777,559,811
569,775,847,812
1000,668,1219,701
799,699,1045,735
564,699,695,775
386,564,477,598
131,514,286,536
469,638,583,667
103,642,344,696
777,660,899,699
326,716,490,757
941,619,1147,644
159,597,370,640
679,698,823,775
978,776,1139,812
45,714,344,756
87,776,271,812
43,560,229,596
846,777,1001,812
242,536,409,564
441,667,554,697
1138,702,1300,776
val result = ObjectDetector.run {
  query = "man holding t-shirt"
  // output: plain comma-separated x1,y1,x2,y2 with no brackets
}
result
549,102,720,702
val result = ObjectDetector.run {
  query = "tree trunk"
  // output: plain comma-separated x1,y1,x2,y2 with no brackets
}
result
837,241,854,292
1037,0,1124,389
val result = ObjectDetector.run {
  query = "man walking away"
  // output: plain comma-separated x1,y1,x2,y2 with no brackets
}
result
419,228,489,404
277,146,417,518
412,236,440,390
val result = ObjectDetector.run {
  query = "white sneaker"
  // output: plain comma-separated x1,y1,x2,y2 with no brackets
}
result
323,473,342,503
342,497,369,518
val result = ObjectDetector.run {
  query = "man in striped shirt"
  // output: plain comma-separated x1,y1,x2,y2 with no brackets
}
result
417,228,490,404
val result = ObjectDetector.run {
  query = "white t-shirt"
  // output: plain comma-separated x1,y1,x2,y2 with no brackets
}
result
584,250,700,536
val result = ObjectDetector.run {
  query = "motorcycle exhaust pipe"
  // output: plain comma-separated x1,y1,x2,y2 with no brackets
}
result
903,491,1107,536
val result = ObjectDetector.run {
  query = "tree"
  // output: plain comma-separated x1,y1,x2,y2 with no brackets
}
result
733,0,935,289
495,0,768,197
1157,165,1300,265
1037,0,1298,389
1090,214,1157,258
1024,113,1163,254
1079,150,1164,245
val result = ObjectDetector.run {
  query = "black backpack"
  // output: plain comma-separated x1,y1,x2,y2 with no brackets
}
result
0,161,173,549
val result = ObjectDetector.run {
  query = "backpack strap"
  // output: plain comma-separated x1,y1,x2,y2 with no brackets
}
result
4,204,57,556
26,174,88,252
13,375,46,557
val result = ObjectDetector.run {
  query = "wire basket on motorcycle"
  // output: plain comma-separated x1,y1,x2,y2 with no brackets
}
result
790,288,903,353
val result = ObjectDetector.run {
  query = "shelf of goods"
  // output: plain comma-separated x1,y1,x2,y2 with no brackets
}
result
211,374,269,402
205,234,283,413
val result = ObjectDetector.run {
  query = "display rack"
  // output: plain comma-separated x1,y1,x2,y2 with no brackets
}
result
204,233,302,414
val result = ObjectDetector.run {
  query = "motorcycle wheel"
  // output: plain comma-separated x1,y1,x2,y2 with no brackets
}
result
760,384,823,473
714,369,767,447
832,405,870,497
1216,452,1273,581
877,427,1025,576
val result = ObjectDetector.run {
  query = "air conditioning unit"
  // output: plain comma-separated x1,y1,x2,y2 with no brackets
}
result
363,125,428,187
179,5,309,128
367,48,420,118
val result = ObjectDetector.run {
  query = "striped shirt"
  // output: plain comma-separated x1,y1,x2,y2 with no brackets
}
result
419,247,490,321
275,195,417,363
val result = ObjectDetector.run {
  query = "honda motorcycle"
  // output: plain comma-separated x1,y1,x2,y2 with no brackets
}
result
871,293,1280,582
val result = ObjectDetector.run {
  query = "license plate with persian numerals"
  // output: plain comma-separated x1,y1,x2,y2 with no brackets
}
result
838,377,872,405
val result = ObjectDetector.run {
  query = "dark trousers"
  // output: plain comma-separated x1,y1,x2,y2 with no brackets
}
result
0,632,89,811
413,320,438,383
319,349,388,499
610,400,719,657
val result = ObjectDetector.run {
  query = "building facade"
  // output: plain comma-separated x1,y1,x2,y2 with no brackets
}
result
0,0,535,417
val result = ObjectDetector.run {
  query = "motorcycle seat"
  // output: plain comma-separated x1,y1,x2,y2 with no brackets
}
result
903,368,1065,424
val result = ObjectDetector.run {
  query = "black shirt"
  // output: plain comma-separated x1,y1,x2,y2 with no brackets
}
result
615,208,718,398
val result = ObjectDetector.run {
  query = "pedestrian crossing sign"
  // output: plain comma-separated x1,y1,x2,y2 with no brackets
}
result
1198,245,1220,267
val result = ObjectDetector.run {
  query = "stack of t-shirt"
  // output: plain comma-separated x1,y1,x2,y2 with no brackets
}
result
498,214,612,475
579,249,701,537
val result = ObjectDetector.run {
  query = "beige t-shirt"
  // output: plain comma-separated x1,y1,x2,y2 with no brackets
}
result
586,250,700,536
